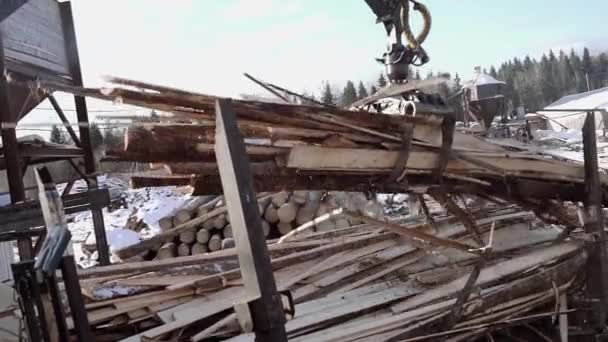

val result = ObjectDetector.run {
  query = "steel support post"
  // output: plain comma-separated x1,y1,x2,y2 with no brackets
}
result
11,261,48,342
582,111,608,334
61,255,94,341
48,94,82,147
60,2,109,265
0,32,32,259
214,98,287,341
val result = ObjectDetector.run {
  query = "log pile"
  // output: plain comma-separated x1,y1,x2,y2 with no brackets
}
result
28,77,608,205
131,191,384,261
74,203,584,342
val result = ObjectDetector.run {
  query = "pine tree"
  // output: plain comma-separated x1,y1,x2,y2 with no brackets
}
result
569,49,586,93
489,66,498,79
582,47,593,91
369,85,378,95
50,125,65,144
321,82,335,105
515,71,542,111
523,56,534,72
377,73,387,88
341,81,358,107
425,70,434,80
414,70,421,80
357,81,369,100
597,53,608,88
89,122,104,148
557,50,574,93
540,54,559,104
104,128,125,150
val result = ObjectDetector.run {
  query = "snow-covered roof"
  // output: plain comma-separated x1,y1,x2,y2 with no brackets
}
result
545,86,608,110
0,134,45,148
463,73,505,89
539,87,608,131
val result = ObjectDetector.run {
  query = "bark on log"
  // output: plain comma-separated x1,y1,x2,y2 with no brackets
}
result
157,242,177,260
179,229,196,244
292,191,308,205
208,235,222,252
278,202,298,223
165,161,281,176
192,243,208,255
202,219,215,231
271,191,290,207
222,238,236,250
264,205,279,224
196,229,210,244
212,214,227,230
158,217,173,231
278,222,293,236
173,210,192,226
177,243,191,257
223,225,233,239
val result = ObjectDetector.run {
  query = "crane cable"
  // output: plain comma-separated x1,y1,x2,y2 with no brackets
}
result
400,0,432,50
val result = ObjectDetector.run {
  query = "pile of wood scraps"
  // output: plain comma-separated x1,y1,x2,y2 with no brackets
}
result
20,76,608,204
73,204,583,342
13,76,601,341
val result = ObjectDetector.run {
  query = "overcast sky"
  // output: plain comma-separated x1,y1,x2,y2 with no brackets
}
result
17,0,608,136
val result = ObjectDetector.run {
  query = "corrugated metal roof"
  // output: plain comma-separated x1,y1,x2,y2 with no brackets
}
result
539,87,608,131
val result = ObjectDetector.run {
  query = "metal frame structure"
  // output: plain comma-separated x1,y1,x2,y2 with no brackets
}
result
12,166,92,342
0,0,110,264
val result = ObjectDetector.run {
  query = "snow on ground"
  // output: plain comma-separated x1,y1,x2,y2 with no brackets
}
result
0,194,9,207
64,175,192,267
530,129,608,169
533,129,582,144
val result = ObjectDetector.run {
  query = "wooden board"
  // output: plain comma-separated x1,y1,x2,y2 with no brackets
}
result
286,146,598,183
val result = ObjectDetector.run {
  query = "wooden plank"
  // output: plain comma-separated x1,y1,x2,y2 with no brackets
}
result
294,249,585,342
390,242,582,313
287,146,596,184
81,239,326,279
166,232,396,291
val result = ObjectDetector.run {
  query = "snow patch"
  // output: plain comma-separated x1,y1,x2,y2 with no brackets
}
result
533,129,582,144
64,175,192,267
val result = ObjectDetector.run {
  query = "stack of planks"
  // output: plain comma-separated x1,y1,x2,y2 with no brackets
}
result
121,191,383,261
27,76,608,204
74,203,583,342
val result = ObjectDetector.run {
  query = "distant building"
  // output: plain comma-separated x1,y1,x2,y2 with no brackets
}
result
539,87,608,131
0,135,78,202
459,67,507,128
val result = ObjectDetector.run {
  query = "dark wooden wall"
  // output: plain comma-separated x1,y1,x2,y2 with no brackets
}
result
1,0,70,77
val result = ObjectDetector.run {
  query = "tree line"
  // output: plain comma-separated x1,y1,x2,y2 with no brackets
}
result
486,47,608,112
49,48,608,145
50,123,124,149
313,47,607,113
316,69,426,108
